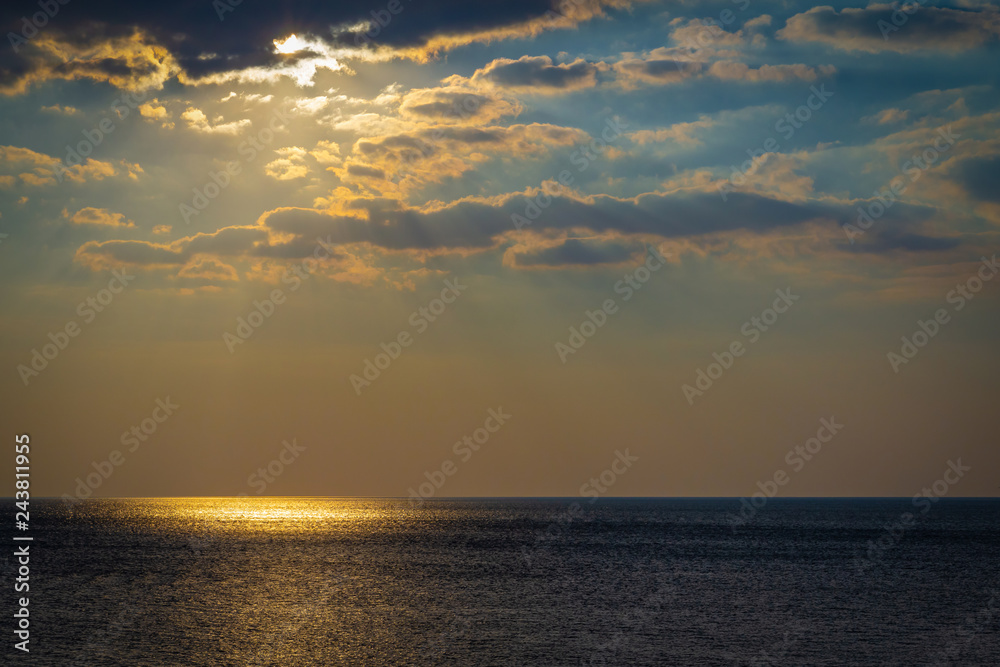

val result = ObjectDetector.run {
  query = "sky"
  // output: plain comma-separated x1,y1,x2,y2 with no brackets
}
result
1,0,998,499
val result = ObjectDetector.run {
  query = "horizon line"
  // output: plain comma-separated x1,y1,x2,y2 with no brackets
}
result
14,495,1000,500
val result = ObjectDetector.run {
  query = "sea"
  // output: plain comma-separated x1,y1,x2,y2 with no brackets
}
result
3,497,998,666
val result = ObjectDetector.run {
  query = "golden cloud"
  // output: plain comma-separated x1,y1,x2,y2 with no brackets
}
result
64,207,135,228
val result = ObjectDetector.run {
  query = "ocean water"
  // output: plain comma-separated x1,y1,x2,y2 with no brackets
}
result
4,497,999,666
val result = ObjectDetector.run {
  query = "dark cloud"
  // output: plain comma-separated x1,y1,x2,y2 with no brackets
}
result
345,163,387,180
357,135,434,159
398,87,521,124
185,226,269,255
1,1,632,91
356,124,580,158
263,189,851,252
252,236,345,260
472,55,601,92
513,238,640,266
76,239,185,264
613,56,702,86
346,122,586,185
76,225,270,265
777,6,1000,54
77,186,953,269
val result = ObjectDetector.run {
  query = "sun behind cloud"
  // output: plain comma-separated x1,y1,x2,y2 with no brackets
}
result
274,34,303,54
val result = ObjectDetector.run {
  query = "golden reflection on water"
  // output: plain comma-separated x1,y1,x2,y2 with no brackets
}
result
145,496,408,536
92,498,416,664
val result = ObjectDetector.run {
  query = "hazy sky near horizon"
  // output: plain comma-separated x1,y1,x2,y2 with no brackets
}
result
1,0,998,498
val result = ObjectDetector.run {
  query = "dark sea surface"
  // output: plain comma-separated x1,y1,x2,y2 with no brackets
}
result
2,497,998,666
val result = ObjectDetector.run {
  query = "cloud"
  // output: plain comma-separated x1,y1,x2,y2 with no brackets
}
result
40,104,79,115
0,145,57,167
220,91,274,104
470,55,603,93
349,0,645,63
344,163,387,180
180,107,251,134
743,15,773,30
59,159,143,185
1,145,142,187
613,49,703,87
265,146,310,180
257,186,852,254
344,122,589,187
139,99,173,128
288,95,333,115
0,30,181,96
76,225,271,267
863,108,911,125
777,5,1000,53
629,117,717,147
398,85,522,124
77,239,187,266
176,257,239,282
0,1,645,94
309,140,341,165
77,178,949,280
668,18,748,51
264,159,310,180
64,207,135,228
610,46,832,88
706,61,833,83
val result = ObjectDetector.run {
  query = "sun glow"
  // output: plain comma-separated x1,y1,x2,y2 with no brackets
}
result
274,34,303,54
